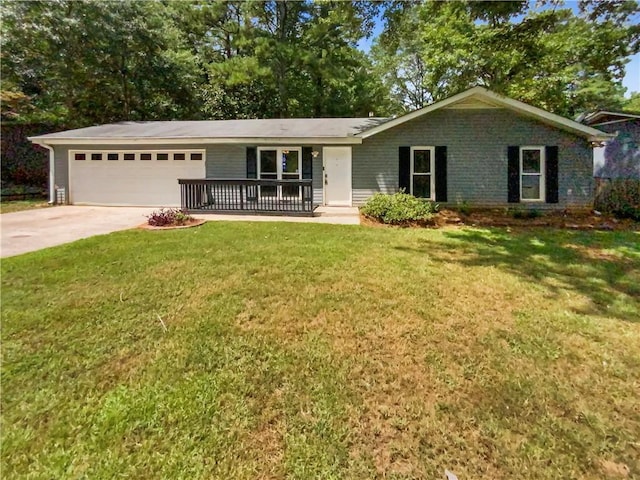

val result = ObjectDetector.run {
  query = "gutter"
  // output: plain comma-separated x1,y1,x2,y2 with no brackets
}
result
24,136,364,146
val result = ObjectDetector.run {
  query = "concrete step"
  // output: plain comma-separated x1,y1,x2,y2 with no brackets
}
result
314,206,360,217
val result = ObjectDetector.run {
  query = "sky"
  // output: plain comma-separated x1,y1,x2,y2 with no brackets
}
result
358,2,640,97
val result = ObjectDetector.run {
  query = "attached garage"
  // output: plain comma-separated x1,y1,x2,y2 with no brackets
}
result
68,149,205,206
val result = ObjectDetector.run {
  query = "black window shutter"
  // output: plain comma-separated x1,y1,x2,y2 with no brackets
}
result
246,147,257,179
399,146,411,193
507,146,520,203
302,146,313,179
545,146,559,204
435,146,447,202
302,146,313,201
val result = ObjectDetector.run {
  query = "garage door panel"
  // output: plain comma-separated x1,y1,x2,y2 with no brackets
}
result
69,151,206,206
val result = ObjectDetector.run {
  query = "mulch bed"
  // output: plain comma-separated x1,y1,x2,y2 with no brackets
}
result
361,209,640,231
138,218,207,230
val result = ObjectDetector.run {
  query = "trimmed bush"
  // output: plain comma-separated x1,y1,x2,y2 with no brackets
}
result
361,192,438,225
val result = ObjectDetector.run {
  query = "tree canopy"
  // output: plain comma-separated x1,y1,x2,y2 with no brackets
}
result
373,0,639,117
1,0,638,127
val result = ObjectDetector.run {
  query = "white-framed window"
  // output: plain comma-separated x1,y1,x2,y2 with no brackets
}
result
257,147,302,198
520,146,545,201
410,146,435,200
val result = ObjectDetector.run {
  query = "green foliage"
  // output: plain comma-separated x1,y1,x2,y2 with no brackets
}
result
595,179,640,220
373,0,638,116
508,207,543,219
361,192,438,224
624,92,640,113
146,208,194,227
1,1,392,125
0,123,52,189
457,200,473,216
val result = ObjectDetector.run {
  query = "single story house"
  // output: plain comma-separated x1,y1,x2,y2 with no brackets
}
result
578,110,640,179
29,87,611,214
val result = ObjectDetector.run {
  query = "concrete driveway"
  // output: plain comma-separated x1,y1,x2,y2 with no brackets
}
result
0,206,154,258
1,205,361,258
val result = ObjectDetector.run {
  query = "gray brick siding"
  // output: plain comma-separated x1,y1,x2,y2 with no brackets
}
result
352,109,594,208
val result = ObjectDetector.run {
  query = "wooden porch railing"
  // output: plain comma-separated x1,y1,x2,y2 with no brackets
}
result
178,178,314,215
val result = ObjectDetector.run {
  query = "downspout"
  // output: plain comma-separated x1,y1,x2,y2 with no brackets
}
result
38,143,56,204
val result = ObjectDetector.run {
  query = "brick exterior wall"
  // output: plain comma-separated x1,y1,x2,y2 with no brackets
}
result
352,108,594,208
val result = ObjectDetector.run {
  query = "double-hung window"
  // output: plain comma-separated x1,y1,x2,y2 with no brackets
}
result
410,146,435,200
520,147,545,201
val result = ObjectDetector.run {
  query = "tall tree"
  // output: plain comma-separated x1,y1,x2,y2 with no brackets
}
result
373,0,639,116
2,0,203,126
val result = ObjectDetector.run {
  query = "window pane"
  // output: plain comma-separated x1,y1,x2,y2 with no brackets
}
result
124,153,135,161
260,150,277,173
190,152,203,161
282,150,299,174
174,153,185,160
91,153,102,161
521,175,541,200
522,149,541,173
157,153,168,160
75,153,86,161
107,153,119,161
140,153,152,161
260,173,277,197
413,175,431,198
413,150,431,174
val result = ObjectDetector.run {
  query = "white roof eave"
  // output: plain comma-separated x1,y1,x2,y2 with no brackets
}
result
28,136,364,146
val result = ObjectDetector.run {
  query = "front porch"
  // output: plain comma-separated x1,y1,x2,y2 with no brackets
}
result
179,178,316,216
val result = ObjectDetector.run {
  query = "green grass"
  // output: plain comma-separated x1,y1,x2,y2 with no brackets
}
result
0,199,49,214
2,222,639,479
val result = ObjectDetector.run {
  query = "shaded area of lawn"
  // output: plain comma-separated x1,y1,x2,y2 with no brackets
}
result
2,223,639,479
0,198,50,214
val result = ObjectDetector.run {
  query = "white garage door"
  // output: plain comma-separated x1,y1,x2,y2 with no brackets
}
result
69,150,206,206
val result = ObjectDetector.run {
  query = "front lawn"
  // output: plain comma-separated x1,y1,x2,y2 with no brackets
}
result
2,223,639,479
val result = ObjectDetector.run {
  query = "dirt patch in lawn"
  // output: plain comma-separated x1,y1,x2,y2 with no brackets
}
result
361,208,639,231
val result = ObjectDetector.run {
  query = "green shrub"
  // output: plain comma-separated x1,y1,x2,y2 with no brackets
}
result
509,207,541,219
612,205,640,221
595,179,640,221
361,192,438,224
457,200,472,215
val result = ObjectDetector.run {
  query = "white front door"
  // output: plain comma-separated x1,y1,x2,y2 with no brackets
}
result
323,147,352,206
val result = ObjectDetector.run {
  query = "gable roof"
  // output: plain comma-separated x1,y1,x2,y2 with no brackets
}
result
357,86,612,142
579,110,640,127
29,87,611,146
29,118,388,145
